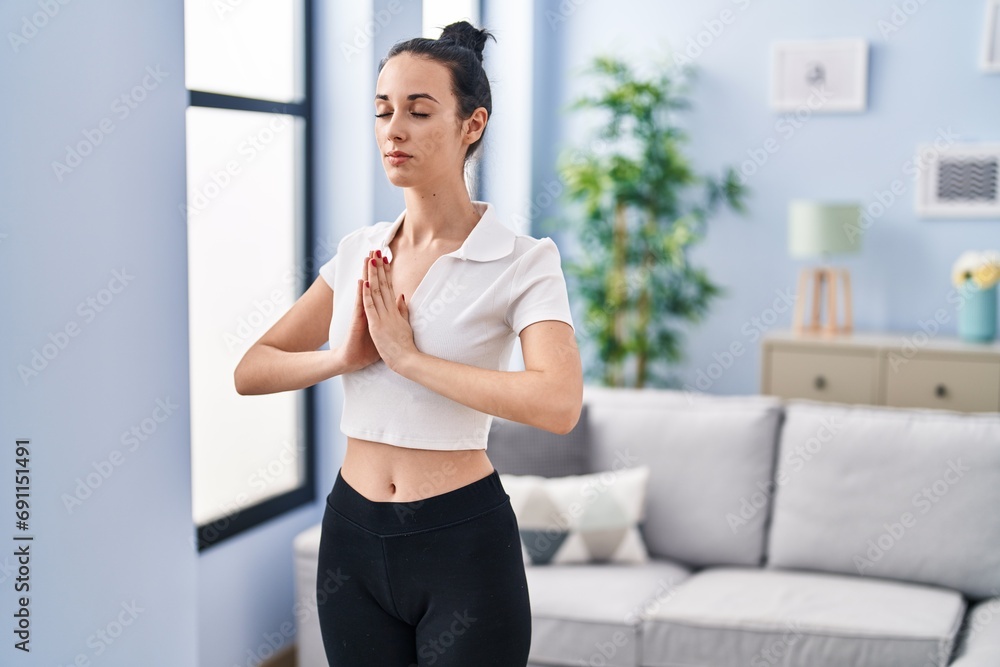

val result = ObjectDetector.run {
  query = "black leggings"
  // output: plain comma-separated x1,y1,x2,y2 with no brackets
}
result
316,466,532,666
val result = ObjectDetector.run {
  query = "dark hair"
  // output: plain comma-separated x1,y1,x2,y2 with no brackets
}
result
378,21,496,164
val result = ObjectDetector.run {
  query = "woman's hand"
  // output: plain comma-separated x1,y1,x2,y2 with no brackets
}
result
363,250,418,374
337,251,383,373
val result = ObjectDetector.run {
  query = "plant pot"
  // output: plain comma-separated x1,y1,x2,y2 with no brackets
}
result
958,282,998,343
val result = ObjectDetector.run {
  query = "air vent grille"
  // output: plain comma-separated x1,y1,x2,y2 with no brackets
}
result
917,143,1000,218
937,157,998,202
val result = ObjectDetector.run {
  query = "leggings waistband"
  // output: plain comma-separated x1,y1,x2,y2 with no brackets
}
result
327,467,509,536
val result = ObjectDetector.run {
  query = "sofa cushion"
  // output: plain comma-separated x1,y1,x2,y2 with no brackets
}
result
641,566,966,667
292,524,328,667
487,404,591,477
525,559,691,667
501,465,651,565
950,595,1000,666
766,400,1000,599
582,385,783,568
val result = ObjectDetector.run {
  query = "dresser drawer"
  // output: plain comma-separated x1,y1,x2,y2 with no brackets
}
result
882,355,1000,412
766,348,878,404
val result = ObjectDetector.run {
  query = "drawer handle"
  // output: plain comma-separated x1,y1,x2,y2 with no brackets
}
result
814,375,827,390
935,383,947,398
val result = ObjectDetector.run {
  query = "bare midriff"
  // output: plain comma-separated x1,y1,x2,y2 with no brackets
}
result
341,435,496,502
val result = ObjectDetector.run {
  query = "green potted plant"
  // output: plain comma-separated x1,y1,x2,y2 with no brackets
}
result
543,54,749,388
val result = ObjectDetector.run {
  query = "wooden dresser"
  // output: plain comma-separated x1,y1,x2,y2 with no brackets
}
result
761,329,1000,412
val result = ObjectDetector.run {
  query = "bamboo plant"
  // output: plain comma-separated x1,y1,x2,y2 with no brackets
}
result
543,55,749,388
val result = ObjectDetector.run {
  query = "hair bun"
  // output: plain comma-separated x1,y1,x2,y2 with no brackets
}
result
438,20,494,62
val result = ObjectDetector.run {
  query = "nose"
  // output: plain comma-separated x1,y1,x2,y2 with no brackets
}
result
384,112,405,144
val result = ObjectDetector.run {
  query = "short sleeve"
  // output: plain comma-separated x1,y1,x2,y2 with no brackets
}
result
506,238,575,336
318,253,337,288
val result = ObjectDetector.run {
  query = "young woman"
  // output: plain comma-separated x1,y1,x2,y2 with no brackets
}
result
235,20,582,666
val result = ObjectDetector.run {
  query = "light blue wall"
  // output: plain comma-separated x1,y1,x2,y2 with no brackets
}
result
372,0,428,224
0,1,197,664
532,0,1000,395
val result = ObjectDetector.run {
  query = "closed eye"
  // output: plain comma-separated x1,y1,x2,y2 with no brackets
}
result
374,112,430,118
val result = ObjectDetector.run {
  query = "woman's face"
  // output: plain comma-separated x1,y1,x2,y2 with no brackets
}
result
374,52,484,189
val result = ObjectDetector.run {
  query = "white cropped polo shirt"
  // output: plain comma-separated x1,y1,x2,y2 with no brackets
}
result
318,201,575,451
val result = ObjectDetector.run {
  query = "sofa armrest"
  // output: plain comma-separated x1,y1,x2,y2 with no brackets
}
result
950,596,1000,666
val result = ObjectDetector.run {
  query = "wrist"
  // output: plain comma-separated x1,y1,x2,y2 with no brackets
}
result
329,347,355,377
395,348,423,379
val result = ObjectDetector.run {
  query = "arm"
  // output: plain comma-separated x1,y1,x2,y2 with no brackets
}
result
396,319,583,434
234,275,352,395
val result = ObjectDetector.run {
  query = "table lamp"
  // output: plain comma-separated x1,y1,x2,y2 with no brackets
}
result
788,200,861,335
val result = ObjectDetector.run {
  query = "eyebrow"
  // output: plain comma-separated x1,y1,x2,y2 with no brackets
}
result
375,93,440,104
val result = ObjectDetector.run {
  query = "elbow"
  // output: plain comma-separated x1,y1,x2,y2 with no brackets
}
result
554,399,583,435
233,365,249,395
233,349,256,395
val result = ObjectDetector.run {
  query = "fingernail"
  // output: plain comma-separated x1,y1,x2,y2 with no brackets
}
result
375,250,381,258
382,256,388,264
371,258,377,266
365,280,369,288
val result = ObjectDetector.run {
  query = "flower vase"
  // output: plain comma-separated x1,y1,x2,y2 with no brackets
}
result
958,282,997,343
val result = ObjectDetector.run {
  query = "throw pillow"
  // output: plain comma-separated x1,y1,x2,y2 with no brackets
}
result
500,465,651,566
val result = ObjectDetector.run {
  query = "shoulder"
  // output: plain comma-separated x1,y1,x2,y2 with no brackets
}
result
508,235,564,273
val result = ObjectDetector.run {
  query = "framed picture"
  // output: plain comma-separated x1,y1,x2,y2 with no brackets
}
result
770,38,868,112
915,143,1000,218
982,0,1000,72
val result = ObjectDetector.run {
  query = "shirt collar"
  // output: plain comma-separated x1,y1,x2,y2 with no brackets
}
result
375,201,516,262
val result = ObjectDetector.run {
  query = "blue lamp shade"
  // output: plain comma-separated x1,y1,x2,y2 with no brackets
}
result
788,200,862,259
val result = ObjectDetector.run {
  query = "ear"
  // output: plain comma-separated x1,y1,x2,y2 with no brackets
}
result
463,107,488,145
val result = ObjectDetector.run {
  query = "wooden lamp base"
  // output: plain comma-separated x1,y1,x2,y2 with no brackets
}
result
793,266,853,335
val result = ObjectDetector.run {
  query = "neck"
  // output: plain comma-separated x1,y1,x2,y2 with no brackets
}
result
399,180,483,249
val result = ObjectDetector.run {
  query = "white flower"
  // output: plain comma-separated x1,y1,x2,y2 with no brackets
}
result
952,250,1000,289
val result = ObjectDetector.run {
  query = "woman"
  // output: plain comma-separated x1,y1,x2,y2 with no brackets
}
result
235,20,582,666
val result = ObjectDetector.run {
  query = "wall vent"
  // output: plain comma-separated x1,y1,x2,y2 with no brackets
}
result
916,143,1000,218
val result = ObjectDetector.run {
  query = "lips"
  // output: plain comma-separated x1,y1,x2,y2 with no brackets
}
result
386,152,412,166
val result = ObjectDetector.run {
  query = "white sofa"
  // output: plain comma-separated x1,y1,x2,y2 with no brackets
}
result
293,385,1000,666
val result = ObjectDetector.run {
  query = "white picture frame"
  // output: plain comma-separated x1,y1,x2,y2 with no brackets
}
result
982,0,1000,72
915,143,1000,218
770,38,868,112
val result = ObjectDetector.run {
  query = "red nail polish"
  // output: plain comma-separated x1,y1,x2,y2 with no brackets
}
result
375,249,381,258
365,280,369,288
382,256,388,264
371,258,377,266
